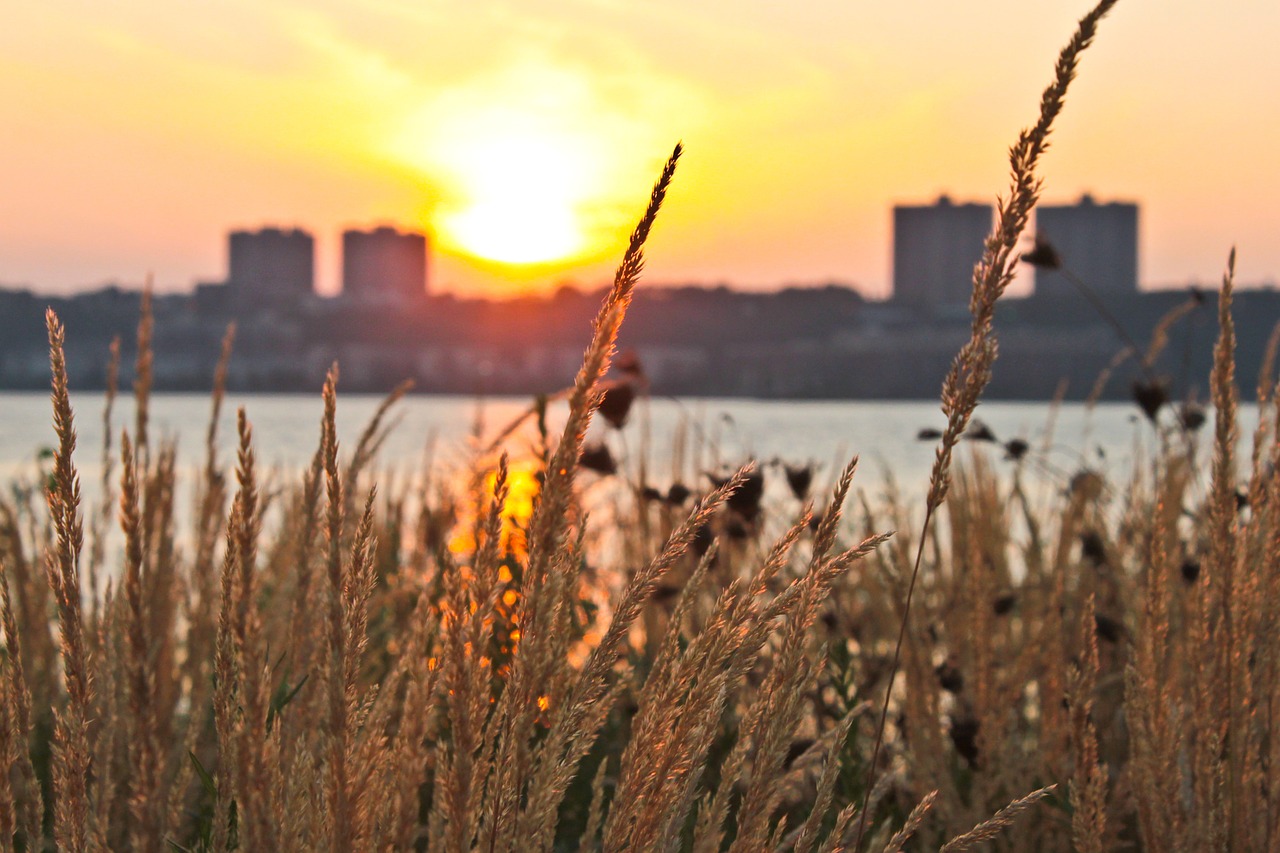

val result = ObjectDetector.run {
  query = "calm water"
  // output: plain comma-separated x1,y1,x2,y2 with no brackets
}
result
1,391,1233,507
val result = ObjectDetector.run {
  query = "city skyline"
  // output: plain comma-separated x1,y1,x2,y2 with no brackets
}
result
2,1,1278,298
8,195,1247,305
6,196,1276,303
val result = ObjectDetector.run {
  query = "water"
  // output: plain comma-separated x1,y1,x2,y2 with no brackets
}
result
1,390,1231,506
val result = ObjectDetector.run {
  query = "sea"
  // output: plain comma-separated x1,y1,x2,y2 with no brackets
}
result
0,391,1242,510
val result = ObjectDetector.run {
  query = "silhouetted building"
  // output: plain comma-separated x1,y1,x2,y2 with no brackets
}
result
892,196,992,312
194,281,232,315
227,227,314,305
342,226,428,303
1035,195,1138,296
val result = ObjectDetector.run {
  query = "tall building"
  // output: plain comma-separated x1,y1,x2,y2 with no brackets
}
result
892,196,992,311
227,227,314,305
341,226,428,303
1034,195,1138,296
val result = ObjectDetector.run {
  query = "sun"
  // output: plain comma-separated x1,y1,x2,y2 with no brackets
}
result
389,65,622,267
430,131,590,265
386,58,686,271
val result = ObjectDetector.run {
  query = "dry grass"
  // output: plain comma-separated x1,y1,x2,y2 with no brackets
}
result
10,2,1280,850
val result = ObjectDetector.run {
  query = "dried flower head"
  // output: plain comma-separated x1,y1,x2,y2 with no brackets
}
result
784,463,814,501
1131,378,1169,422
1021,233,1063,269
597,379,637,429
579,443,617,475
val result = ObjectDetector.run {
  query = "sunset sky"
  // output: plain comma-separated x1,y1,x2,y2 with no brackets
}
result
1,0,1277,299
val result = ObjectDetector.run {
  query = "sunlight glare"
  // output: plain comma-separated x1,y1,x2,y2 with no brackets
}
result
434,132,589,264
388,58,687,270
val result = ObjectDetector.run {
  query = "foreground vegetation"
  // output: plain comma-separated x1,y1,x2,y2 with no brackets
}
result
6,1,1279,850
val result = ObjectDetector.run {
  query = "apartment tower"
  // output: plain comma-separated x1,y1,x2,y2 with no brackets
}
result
892,196,993,312
341,226,428,303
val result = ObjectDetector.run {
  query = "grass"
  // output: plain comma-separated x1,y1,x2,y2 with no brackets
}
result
6,1,1277,849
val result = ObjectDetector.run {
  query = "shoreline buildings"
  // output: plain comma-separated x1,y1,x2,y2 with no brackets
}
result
892,196,992,314
2,194,1205,399
227,227,315,307
890,193,1140,307
1034,195,1139,296
201,224,429,308
341,226,428,303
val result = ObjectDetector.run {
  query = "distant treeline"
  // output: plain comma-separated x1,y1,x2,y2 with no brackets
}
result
0,282,1273,400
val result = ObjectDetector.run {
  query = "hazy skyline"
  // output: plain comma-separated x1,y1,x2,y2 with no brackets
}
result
2,0,1278,298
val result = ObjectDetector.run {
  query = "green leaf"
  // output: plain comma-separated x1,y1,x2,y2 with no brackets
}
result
189,750,217,800
267,670,310,733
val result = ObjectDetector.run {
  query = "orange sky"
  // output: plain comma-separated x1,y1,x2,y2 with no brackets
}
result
1,0,1278,299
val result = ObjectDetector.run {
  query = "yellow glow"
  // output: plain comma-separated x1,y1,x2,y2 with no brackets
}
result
447,459,542,556
387,58,671,268
435,129,588,263
8,4,1280,296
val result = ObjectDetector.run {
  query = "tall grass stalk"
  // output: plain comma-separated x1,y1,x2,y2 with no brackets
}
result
15,4,1280,850
854,1,1120,848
